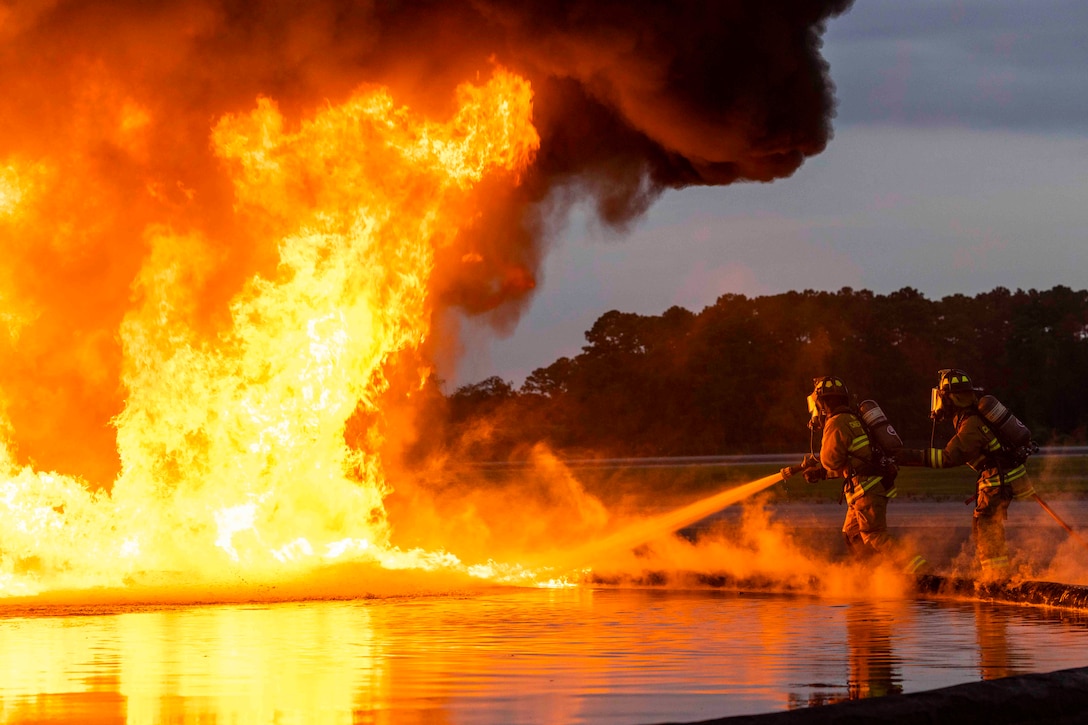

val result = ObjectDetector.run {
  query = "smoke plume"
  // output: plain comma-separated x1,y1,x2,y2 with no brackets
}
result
0,0,853,483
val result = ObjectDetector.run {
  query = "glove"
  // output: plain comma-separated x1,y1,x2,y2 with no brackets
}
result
894,449,924,467
801,454,820,470
803,466,828,483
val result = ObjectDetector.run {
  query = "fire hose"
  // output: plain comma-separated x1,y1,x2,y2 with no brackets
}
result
780,464,803,479
1033,493,1088,553
780,455,823,483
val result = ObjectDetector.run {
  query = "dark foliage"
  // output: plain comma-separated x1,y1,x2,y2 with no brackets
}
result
440,286,1088,459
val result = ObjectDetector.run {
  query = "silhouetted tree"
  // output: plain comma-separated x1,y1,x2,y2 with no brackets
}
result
439,286,1088,459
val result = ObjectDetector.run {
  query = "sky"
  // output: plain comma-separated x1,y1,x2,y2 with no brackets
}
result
452,0,1088,389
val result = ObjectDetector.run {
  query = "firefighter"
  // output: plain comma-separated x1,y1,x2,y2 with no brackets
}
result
791,376,917,566
896,369,1036,581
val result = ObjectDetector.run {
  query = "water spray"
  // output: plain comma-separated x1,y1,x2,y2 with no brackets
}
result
557,470,789,572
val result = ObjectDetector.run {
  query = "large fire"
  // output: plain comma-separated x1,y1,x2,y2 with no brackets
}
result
0,1,857,601
0,69,540,597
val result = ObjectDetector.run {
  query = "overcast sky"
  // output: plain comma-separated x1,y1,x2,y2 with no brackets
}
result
451,0,1088,389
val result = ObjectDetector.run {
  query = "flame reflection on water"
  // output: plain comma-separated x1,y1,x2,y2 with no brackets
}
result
3,587,1088,724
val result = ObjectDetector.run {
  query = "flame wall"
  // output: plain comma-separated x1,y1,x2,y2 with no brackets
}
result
0,0,853,595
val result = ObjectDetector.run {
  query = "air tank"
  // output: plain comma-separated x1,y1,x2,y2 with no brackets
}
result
977,394,1032,449
858,399,904,453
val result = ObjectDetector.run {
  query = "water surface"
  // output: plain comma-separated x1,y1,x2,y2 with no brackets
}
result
4,587,1088,724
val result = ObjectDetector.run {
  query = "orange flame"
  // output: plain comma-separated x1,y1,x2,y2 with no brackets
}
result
0,68,539,596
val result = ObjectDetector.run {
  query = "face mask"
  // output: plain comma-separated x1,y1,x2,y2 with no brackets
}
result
807,392,821,430
930,386,946,420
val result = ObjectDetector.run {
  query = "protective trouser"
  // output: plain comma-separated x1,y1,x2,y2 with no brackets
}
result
974,482,1012,578
842,489,890,557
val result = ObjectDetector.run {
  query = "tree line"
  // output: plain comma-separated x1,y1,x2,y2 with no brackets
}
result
428,286,1088,461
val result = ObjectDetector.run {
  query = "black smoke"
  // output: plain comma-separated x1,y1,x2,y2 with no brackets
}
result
0,0,854,481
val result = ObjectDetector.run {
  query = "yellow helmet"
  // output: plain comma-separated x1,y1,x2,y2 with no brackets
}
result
808,376,850,428
932,368,979,419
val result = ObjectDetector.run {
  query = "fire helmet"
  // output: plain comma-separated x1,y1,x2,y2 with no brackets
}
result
808,376,850,429
931,368,980,420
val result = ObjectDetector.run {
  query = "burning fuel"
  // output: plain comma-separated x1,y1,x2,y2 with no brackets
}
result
0,69,544,596
0,1,858,598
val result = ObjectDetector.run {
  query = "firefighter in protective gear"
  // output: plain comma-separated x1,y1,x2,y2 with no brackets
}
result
897,369,1036,580
800,376,902,560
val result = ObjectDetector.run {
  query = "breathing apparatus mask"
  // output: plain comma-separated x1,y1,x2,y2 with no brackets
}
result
808,376,850,431
806,391,820,430
930,368,979,421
